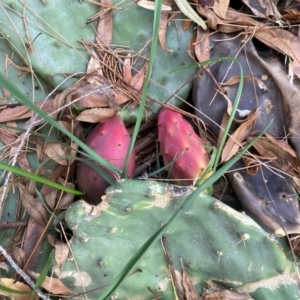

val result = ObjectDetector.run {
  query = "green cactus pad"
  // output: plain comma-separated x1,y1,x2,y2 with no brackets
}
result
54,180,299,299
0,0,98,90
0,33,50,104
113,0,197,122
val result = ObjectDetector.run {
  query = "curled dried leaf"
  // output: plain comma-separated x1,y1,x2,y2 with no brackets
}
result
19,184,47,226
44,142,68,166
213,0,230,19
29,271,75,295
75,107,116,123
243,157,259,175
48,235,69,268
221,108,258,162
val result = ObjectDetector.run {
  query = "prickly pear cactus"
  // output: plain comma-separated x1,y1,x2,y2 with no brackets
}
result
0,0,197,121
0,33,50,103
0,0,98,90
113,0,197,122
158,108,210,185
77,115,135,204
53,180,299,299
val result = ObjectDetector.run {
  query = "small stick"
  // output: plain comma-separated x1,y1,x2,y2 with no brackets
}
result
161,234,185,300
0,245,51,300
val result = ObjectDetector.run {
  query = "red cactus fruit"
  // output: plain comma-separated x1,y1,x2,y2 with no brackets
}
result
158,108,209,185
77,115,135,204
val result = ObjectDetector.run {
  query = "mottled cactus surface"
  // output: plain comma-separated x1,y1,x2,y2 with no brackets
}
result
0,0,197,121
77,115,135,204
158,108,210,185
53,180,299,299
112,0,197,122
0,0,98,90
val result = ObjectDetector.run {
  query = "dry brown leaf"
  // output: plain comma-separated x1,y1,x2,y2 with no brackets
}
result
15,152,32,172
280,7,300,21
248,134,298,172
131,63,147,92
213,0,230,19
123,55,132,85
29,271,75,295
158,0,174,52
242,0,279,18
44,142,68,166
71,88,109,108
86,50,104,85
159,11,172,52
0,128,17,145
19,184,48,226
48,235,69,268
72,87,130,108
44,189,58,210
194,26,210,62
56,178,75,209
75,107,116,123
221,108,258,162
253,77,267,91
57,191,74,210
217,110,229,149
221,75,252,86
12,247,26,267
0,278,38,300
243,156,260,175
0,130,32,172
123,54,147,94
265,132,297,158
42,179,74,210
180,258,200,300
53,80,82,114
97,0,113,46
112,90,131,105
197,7,300,77
10,144,32,172
1,87,11,99
0,100,55,122
32,136,46,162
40,165,70,196
22,217,45,271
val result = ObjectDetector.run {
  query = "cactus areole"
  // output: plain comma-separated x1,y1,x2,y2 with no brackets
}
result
158,108,209,185
76,115,135,204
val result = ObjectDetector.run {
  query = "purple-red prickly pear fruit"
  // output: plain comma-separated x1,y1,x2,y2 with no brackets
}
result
158,108,209,185
77,115,135,204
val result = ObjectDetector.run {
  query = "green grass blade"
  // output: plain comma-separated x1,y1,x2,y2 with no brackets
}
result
98,121,272,300
0,284,31,295
121,0,162,177
31,251,54,300
0,73,119,174
0,161,83,195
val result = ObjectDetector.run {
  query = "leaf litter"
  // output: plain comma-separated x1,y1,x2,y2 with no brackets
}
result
1,0,300,298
